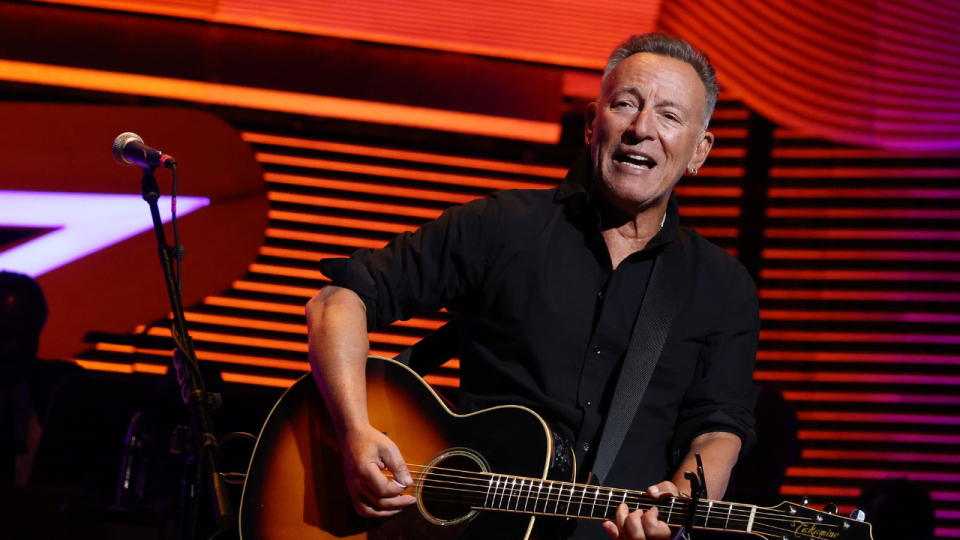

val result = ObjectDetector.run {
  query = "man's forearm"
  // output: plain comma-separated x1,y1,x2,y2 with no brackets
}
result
306,285,372,438
670,431,742,500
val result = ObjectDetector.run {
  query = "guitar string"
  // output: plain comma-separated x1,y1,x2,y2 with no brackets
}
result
395,471,827,527
413,491,818,540
396,465,832,525
408,476,820,527
399,468,825,526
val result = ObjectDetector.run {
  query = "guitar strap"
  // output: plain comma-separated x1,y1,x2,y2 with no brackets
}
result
590,229,689,485
393,317,460,376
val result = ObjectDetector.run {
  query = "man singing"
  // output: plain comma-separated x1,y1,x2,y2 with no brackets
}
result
307,33,759,540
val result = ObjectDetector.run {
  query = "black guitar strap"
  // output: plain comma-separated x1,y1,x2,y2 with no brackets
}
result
591,229,689,485
393,317,460,376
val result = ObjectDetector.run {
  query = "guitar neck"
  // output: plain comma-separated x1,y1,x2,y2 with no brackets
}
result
476,474,756,534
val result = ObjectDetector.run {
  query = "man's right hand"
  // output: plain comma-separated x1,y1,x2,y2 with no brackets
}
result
342,424,417,517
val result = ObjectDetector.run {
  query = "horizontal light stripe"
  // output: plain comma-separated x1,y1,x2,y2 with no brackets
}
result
767,208,960,219
802,450,960,463
423,374,460,388
265,173,478,204
799,431,960,444
249,262,330,280
691,227,740,238
242,132,568,178
769,188,960,198
771,168,960,178
783,392,960,405
764,229,960,240
265,229,387,250
763,249,960,261
796,412,960,425
259,246,342,262
221,372,297,387
257,154,551,190
787,468,960,482
0,59,561,142
773,148,960,159
760,269,960,281
756,351,960,364
756,371,960,385
759,290,960,301
232,280,321,297
779,485,862,498
184,312,306,334
268,210,415,234
760,331,960,345
673,186,743,197
268,191,444,219
678,206,741,217
74,359,168,374
761,310,960,323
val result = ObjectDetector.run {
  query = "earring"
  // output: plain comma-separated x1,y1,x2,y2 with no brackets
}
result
687,167,698,176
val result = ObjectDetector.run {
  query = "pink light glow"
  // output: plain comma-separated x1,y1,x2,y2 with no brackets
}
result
0,191,208,277
798,431,960,444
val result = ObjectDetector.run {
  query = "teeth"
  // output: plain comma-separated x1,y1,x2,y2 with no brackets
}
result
619,154,655,168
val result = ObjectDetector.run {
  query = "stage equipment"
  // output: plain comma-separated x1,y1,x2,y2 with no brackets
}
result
114,135,232,539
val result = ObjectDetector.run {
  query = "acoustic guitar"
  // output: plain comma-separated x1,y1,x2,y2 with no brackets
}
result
239,356,873,540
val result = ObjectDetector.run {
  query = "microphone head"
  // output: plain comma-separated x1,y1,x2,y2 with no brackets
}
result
112,132,144,166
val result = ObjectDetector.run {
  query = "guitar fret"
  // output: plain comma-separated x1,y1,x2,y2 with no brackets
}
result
554,483,563,515
746,505,757,533
724,503,733,530
489,476,501,509
566,484,575,516
576,485,586,516
517,479,526,511
667,497,675,523
590,488,599,518
604,488,613,519
484,476,495,508
704,501,713,528
534,480,544,513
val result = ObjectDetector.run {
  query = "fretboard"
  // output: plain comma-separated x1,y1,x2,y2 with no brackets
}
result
477,474,757,534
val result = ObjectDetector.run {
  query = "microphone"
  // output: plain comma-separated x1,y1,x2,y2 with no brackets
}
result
112,132,176,169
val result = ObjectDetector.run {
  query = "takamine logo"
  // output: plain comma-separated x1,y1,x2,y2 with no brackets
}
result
792,521,841,539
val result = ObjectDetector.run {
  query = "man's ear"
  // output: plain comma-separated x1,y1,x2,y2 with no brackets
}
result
584,102,598,145
689,130,715,170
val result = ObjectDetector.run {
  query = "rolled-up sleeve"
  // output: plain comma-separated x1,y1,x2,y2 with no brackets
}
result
671,263,760,458
319,194,502,331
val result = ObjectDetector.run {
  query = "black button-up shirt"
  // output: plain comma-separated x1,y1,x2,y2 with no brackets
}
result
321,153,759,538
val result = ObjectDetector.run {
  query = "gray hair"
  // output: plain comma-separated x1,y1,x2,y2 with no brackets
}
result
603,33,719,129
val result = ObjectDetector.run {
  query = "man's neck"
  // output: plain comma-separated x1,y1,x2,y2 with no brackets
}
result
599,196,669,270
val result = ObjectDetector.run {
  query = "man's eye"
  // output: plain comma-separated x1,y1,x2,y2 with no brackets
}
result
613,101,634,108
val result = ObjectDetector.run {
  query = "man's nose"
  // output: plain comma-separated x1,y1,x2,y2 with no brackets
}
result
627,106,655,141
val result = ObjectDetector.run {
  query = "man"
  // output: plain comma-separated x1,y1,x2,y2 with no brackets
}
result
0,271,78,485
307,33,759,540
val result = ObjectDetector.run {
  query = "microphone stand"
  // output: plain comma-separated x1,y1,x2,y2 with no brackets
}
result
139,167,233,539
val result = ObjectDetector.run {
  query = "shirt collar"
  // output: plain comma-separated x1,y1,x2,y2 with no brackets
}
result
555,149,681,249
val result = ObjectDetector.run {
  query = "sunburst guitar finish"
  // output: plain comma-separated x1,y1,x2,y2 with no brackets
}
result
240,356,553,540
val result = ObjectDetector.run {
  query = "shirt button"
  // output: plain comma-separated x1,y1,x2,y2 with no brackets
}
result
583,443,590,452
598,291,604,299
585,401,592,408
593,346,601,355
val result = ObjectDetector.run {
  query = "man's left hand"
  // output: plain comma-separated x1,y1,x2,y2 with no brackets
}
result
602,481,679,540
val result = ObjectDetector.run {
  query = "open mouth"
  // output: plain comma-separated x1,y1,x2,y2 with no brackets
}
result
614,152,657,171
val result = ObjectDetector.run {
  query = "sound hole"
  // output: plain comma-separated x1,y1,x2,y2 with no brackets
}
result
418,451,487,524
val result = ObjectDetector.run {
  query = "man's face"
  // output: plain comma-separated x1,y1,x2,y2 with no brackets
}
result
586,53,713,215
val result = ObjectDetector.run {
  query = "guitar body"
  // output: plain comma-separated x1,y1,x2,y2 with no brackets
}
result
240,356,554,540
